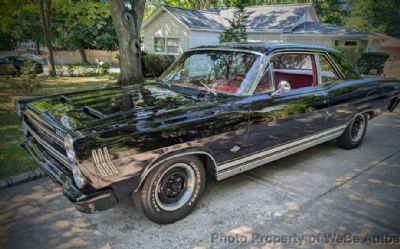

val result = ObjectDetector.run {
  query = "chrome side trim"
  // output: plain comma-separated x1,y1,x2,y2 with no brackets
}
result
216,125,346,180
92,148,119,177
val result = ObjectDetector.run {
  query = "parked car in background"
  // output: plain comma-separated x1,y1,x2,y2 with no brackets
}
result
16,44,400,224
0,55,43,75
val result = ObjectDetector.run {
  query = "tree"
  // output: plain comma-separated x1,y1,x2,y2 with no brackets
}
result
39,0,56,77
109,0,145,85
219,0,250,43
345,0,400,38
55,0,117,63
0,0,42,51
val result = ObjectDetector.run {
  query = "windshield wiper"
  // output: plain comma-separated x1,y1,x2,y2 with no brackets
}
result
157,79,171,87
198,80,217,97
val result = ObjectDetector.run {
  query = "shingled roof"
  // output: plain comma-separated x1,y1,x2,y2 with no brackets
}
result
145,4,317,32
291,22,370,36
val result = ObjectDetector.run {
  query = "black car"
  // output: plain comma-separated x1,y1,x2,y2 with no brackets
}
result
16,44,400,224
0,55,44,75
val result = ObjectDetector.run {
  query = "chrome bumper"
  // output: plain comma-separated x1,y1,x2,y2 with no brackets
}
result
21,136,118,213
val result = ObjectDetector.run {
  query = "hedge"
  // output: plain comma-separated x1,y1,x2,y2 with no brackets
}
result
142,53,176,77
356,52,390,75
334,45,364,66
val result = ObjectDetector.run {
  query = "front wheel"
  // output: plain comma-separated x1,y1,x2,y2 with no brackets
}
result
336,113,368,149
135,155,206,224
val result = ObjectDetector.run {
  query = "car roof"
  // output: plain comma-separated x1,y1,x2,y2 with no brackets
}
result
191,43,339,54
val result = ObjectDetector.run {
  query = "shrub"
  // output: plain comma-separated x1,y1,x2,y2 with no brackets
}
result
0,64,17,78
19,58,40,95
67,65,76,76
334,45,364,66
142,54,175,77
356,52,390,75
99,63,110,75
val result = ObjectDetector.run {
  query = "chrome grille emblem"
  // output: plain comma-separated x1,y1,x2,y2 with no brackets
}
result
56,129,64,137
91,147,118,177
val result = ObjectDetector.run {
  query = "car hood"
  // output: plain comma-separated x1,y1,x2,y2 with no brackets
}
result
28,84,224,132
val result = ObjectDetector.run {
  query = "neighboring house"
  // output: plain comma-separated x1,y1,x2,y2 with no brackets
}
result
143,3,386,55
381,37,400,61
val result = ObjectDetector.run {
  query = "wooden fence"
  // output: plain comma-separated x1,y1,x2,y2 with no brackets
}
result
53,49,119,64
383,60,400,79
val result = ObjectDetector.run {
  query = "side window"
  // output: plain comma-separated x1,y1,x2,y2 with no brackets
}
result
318,55,340,83
328,52,361,80
254,65,273,94
271,53,317,90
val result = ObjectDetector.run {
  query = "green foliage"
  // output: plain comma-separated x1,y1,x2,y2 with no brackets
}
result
99,63,110,75
0,64,17,77
334,45,364,66
345,0,400,38
54,0,118,52
143,54,176,77
356,52,390,75
19,58,40,95
219,0,250,43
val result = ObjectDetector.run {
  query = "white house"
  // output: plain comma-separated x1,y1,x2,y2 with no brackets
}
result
143,3,386,55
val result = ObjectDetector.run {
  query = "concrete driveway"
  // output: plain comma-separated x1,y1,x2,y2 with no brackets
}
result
1,109,399,249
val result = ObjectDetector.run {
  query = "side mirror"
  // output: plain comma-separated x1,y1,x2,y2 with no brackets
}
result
272,80,291,96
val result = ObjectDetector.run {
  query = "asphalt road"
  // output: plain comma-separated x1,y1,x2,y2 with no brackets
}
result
1,109,399,249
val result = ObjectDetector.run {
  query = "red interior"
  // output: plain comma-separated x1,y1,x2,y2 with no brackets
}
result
272,54,317,90
211,84,240,93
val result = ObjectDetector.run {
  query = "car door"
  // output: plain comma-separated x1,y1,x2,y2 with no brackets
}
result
247,51,331,155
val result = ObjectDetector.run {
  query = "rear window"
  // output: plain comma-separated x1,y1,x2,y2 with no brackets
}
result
328,52,361,80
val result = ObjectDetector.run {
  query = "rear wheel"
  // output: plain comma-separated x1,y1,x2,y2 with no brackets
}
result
336,113,368,149
135,155,206,224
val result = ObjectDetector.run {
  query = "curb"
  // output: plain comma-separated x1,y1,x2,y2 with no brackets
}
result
0,169,47,189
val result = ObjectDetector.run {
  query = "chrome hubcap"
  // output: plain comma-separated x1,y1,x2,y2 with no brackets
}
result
351,114,365,142
155,163,195,211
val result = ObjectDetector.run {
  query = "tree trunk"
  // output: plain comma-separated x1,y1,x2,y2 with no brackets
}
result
36,40,41,55
39,0,56,77
78,43,88,64
109,0,145,85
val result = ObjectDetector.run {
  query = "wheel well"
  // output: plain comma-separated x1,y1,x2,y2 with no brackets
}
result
197,153,217,177
135,151,217,192
366,111,374,120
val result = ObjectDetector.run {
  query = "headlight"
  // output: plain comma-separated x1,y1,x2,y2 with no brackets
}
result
72,165,87,189
64,134,76,162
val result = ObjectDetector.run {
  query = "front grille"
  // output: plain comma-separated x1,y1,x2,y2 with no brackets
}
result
23,109,71,169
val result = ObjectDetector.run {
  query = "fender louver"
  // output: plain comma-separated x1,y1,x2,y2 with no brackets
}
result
91,147,118,177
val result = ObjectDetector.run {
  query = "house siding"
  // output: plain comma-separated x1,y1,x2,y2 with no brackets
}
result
284,36,333,47
247,33,283,43
143,11,190,54
190,31,220,48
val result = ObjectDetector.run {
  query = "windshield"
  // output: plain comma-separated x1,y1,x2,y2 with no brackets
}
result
160,50,262,95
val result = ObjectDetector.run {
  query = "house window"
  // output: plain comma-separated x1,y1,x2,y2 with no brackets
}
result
334,40,339,46
154,37,180,54
154,37,165,52
167,38,179,54
344,41,358,46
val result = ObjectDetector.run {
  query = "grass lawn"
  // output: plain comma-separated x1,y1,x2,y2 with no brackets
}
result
0,75,117,180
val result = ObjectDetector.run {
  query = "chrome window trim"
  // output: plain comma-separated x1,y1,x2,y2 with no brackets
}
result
164,48,267,96
321,51,346,79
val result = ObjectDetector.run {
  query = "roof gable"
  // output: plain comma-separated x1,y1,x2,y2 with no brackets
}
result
144,4,317,32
